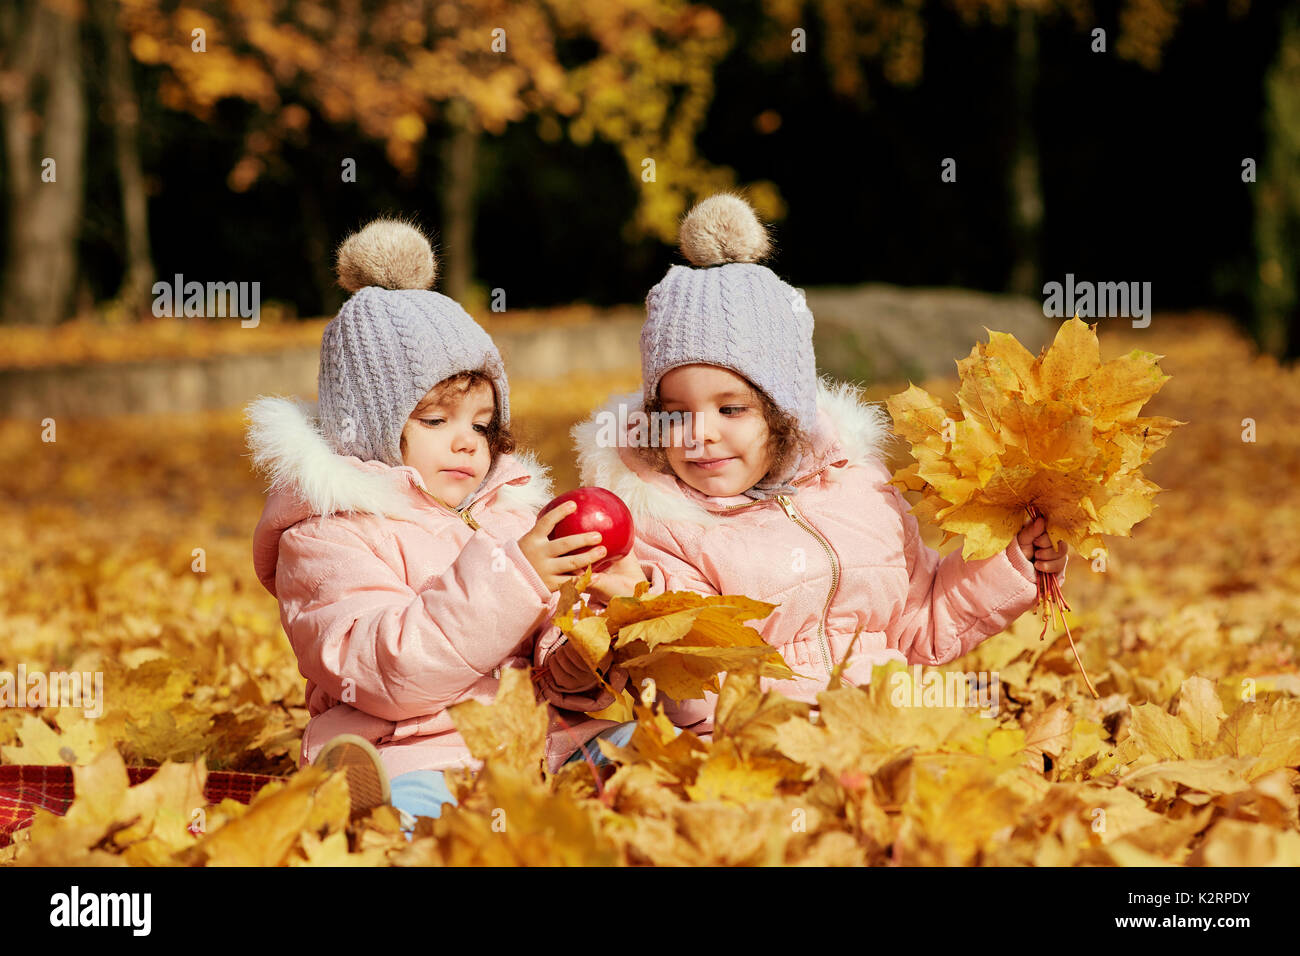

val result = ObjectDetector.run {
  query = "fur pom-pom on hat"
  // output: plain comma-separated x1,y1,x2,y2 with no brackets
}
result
336,218,437,293
678,193,772,267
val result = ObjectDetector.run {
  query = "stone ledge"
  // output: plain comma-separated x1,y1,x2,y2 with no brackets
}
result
0,286,1057,418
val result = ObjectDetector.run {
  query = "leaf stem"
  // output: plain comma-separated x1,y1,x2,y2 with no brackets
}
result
1026,504,1098,699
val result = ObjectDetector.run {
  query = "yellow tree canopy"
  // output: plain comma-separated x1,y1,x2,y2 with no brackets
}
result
117,0,781,239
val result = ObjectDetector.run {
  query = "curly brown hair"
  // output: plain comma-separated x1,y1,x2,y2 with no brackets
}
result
399,369,516,461
633,374,814,484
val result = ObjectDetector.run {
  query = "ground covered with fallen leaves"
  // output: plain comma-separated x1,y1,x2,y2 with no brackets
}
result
1,313,1297,865
0,304,622,370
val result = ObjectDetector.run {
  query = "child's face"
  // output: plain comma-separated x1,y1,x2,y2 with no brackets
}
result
400,379,495,507
657,364,773,497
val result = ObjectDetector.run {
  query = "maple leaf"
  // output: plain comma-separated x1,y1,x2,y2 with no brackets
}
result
773,662,998,778
123,706,216,764
898,756,1034,865
597,701,709,785
0,711,112,766
712,663,812,759
431,762,619,866
1092,806,1217,866
15,748,206,867
449,666,548,776
189,765,349,866
553,586,793,702
1119,677,1300,777
683,740,801,804
887,316,1184,561
1021,698,1074,771
1188,818,1300,866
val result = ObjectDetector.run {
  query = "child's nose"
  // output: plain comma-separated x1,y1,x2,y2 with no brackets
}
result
689,412,721,443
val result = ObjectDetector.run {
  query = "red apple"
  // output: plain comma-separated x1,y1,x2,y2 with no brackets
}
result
539,487,635,573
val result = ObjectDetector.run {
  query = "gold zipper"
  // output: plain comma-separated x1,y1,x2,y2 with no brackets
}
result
414,482,480,529
775,493,839,677
692,469,838,672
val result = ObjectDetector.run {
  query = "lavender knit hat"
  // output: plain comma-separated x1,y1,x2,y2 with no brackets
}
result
316,218,510,477
641,194,819,496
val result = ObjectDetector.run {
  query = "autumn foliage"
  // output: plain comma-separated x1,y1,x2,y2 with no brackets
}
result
887,317,1183,563
2,316,1299,866
539,568,793,714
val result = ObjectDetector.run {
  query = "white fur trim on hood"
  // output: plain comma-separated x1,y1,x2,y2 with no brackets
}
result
570,376,897,528
245,395,552,519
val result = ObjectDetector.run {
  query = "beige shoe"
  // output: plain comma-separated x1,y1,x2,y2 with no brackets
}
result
312,734,391,815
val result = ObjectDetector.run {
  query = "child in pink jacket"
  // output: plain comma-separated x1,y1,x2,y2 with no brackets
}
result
541,194,1068,733
247,218,628,831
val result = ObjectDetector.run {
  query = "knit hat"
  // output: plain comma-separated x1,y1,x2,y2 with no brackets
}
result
640,193,818,496
316,218,511,481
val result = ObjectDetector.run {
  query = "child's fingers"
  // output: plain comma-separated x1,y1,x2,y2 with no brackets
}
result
1034,545,1067,569
1034,540,1067,559
532,501,578,536
547,530,604,555
551,546,605,572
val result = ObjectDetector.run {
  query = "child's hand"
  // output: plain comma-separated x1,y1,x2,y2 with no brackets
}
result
587,552,649,605
518,501,607,592
543,639,628,710
1017,515,1067,574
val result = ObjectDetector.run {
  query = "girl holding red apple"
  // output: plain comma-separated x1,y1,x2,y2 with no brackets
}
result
247,218,636,835
543,195,1067,735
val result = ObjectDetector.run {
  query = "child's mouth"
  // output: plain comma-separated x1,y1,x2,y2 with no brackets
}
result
689,457,734,471
441,468,476,479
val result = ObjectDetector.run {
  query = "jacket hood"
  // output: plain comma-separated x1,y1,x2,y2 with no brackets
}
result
247,395,553,593
571,376,898,527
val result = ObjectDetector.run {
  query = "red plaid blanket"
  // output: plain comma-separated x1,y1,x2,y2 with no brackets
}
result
0,765,281,848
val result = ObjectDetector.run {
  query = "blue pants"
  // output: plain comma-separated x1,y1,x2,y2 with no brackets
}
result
389,721,640,836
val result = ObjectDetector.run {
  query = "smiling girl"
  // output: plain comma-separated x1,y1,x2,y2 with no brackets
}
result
549,194,1068,732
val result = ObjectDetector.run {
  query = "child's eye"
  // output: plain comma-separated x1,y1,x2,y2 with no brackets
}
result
720,405,747,416
473,424,489,434
419,418,444,427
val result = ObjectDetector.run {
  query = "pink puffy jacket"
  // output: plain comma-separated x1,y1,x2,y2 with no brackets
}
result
246,396,617,778
565,378,1065,734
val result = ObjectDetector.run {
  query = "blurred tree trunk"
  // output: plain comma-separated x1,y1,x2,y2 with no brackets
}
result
0,0,87,327
1007,5,1044,299
1254,5,1300,359
299,187,342,316
92,0,153,318
440,97,478,303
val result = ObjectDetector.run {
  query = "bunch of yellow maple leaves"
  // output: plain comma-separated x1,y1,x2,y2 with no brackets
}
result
1,316,1298,866
887,316,1185,695
888,316,1183,563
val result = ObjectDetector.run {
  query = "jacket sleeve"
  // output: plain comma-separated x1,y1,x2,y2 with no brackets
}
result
633,522,722,598
276,519,553,722
880,480,1065,666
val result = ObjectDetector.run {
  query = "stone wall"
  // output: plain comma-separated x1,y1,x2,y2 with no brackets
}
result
0,286,1057,418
